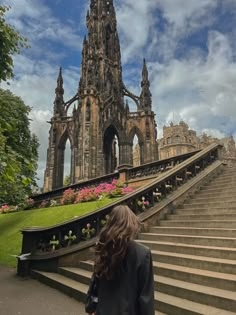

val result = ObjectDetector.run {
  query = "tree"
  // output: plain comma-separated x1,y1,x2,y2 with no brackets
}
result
0,89,39,204
0,5,29,82
64,175,71,186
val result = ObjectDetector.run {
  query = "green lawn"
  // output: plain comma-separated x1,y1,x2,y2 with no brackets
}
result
0,198,116,268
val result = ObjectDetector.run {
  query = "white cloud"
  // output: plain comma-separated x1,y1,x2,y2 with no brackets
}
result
117,0,158,63
201,128,226,139
150,29,236,139
4,0,82,55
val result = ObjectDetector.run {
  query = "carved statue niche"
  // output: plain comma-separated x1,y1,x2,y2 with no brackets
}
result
52,128,57,144
106,68,113,94
86,98,91,122
146,118,150,140
105,24,112,57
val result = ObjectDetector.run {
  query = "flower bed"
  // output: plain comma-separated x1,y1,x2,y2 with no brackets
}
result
61,180,133,206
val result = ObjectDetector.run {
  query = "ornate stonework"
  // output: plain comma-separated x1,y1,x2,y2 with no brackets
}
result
44,0,158,192
158,121,198,159
158,121,236,162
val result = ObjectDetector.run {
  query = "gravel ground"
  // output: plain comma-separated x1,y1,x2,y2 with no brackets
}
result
0,266,87,315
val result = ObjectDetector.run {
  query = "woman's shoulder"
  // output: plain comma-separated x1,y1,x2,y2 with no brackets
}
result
128,240,151,257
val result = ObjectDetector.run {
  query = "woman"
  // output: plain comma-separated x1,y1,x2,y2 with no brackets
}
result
87,204,155,315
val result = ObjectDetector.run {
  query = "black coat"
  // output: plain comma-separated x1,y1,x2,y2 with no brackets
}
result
95,240,155,315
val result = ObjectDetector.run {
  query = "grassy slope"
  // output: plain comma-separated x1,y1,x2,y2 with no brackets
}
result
0,198,116,267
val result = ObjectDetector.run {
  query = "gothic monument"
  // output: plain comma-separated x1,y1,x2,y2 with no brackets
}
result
44,0,158,191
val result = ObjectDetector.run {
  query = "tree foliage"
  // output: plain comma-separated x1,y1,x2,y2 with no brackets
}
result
63,175,71,186
0,5,29,82
0,89,39,204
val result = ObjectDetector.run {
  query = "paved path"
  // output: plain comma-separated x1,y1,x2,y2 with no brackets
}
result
0,266,87,315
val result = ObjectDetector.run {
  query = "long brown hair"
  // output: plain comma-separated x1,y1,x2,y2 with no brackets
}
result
94,204,140,280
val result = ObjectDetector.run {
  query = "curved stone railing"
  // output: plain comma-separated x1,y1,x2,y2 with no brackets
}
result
127,150,201,180
18,143,222,276
33,150,201,205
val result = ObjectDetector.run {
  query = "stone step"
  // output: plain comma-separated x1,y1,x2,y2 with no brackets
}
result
139,233,236,248
32,268,163,313
168,214,236,221
205,181,236,186
78,260,94,272
182,201,236,208
175,208,236,215
151,250,236,274
156,275,236,311
206,183,236,189
193,192,236,199
59,267,91,285
159,220,236,228
149,226,236,238
59,266,236,311
138,240,236,260
184,195,236,204
61,263,236,293
202,181,235,188
31,270,87,302
208,175,236,181
184,197,236,204
199,187,236,194
208,178,236,184
179,207,236,213
156,262,236,291
156,291,235,315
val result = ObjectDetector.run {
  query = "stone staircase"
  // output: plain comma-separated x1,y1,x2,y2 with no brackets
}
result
32,165,236,314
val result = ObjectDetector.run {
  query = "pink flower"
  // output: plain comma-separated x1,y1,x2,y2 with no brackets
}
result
1,204,10,213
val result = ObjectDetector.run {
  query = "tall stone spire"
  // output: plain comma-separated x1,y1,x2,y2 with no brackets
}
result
140,58,152,110
79,0,122,100
54,67,65,117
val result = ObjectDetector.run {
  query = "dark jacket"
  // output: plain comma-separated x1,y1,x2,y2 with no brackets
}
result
95,240,154,315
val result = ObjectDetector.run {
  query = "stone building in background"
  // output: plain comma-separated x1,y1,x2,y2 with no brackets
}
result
158,121,199,160
158,121,236,161
43,0,158,192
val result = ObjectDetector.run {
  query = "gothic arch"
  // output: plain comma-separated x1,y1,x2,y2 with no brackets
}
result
54,128,73,188
128,126,145,165
128,126,145,145
58,128,73,150
103,119,125,142
103,124,120,174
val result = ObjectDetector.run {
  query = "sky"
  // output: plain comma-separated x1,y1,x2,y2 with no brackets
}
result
2,0,236,187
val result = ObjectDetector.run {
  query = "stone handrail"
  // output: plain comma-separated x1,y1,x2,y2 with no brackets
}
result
127,150,201,180
19,143,222,273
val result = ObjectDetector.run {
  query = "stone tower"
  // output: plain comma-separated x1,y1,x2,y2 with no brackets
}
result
158,121,198,159
44,0,158,191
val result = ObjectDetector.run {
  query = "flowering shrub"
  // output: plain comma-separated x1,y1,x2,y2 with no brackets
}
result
73,180,133,204
0,204,10,214
24,198,35,210
57,180,134,206
61,188,76,205
39,200,50,208
75,187,97,203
